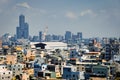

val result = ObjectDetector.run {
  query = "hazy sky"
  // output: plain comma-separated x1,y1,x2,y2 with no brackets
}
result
0,0,120,38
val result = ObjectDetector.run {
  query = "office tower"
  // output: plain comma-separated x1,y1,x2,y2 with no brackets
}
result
77,32,82,40
16,15,29,39
65,31,72,41
39,31,42,42
32,36,39,42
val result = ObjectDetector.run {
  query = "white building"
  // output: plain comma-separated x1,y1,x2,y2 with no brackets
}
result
113,54,120,62
0,65,12,80
30,42,67,50
9,63,23,76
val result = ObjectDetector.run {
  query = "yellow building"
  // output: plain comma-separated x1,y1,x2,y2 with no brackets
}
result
25,69,34,76
26,50,35,61
15,46,22,51
56,72,62,79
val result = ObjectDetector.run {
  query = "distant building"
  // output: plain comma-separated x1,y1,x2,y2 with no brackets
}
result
30,42,67,50
39,31,42,42
32,36,39,42
0,39,2,49
77,32,82,40
65,31,72,42
16,15,29,39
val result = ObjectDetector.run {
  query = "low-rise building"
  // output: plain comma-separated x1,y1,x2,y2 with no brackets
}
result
8,63,23,76
0,55,6,64
6,54,17,64
62,66,85,80
0,64,12,80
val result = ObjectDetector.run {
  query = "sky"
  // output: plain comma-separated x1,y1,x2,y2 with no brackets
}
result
0,0,120,38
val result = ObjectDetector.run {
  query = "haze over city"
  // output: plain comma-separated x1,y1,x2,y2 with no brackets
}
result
0,0,120,38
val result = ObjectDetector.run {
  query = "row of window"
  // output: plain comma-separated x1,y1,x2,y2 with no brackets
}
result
2,72,11,74
1,66,7,69
65,74,79,79
10,68,21,71
1,76,11,79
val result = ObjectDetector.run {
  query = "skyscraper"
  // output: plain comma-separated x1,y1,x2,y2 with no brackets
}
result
16,15,29,39
65,31,72,41
77,32,82,40
39,31,42,42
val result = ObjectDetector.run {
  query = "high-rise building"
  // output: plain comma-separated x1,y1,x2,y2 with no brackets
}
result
16,15,29,39
39,31,42,42
77,32,82,40
65,31,72,41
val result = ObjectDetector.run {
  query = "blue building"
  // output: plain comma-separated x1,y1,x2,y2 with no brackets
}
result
39,31,42,42
34,62,41,77
65,31,72,42
62,66,85,80
77,32,82,40
16,15,29,39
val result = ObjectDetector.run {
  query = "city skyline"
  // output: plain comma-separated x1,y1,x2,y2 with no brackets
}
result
0,0,120,38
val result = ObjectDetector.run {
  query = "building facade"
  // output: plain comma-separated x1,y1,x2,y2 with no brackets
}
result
16,15,29,39
0,65,12,80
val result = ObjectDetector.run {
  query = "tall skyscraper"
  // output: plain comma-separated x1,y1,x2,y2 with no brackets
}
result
16,15,29,39
77,32,82,40
39,31,42,42
65,31,72,41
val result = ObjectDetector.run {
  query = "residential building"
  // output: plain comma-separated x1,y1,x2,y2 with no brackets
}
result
0,64,12,80
8,63,23,76
0,55,6,64
62,66,85,80
6,54,17,64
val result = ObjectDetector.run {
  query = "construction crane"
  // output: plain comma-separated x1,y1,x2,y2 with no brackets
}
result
42,26,48,41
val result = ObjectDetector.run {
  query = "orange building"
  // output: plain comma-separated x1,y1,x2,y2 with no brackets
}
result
6,54,17,64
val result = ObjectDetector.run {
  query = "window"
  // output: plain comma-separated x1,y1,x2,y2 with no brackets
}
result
17,56,20,58
2,77,4,79
77,67,79,71
8,76,10,78
66,75,68,78
9,72,11,74
18,68,20,71
82,67,84,71
13,68,15,70
3,73,5,74
68,69,70,72
73,75,75,77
